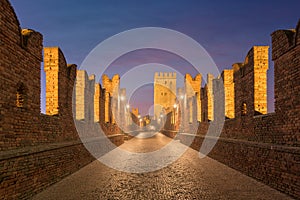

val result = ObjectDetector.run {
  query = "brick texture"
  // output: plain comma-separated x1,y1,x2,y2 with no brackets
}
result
0,1,124,199
164,21,300,199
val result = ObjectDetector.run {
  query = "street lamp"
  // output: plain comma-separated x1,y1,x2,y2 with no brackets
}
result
173,103,178,127
158,114,164,125
120,95,125,101
124,104,130,127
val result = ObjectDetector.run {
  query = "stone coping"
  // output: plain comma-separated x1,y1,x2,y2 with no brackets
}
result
0,134,123,161
161,130,179,133
253,112,276,119
179,133,300,154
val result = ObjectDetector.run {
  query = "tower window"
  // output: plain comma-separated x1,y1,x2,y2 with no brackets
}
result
241,102,247,116
240,68,245,77
16,83,26,108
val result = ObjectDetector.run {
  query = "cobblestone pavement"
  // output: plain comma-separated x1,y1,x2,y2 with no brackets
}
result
33,132,293,200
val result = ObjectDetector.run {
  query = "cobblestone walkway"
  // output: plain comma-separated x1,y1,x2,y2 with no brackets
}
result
33,132,292,200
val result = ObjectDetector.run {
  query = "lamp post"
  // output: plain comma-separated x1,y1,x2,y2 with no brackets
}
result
173,104,178,129
139,118,143,128
179,94,186,132
120,95,125,101
137,115,141,129
160,114,164,124
119,95,125,128
125,104,130,128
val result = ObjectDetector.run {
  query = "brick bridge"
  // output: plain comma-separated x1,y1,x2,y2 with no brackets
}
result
0,0,299,199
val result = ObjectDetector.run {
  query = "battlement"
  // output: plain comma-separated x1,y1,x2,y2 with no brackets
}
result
206,74,214,121
102,74,120,96
1,1,300,198
232,63,243,73
272,29,296,60
44,47,78,116
185,74,202,94
177,87,184,95
154,71,177,120
0,0,43,115
44,47,67,71
0,1,125,198
131,108,139,117
21,29,43,60
101,74,121,123
221,69,235,119
75,70,97,121
184,73,202,122
221,70,234,80
232,46,269,117
120,88,126,97
89,74,95,81
154,72,177,79
185,73,201,81
272,20,300,119
271,19,300,60
0,0,22,45
212,78,225,122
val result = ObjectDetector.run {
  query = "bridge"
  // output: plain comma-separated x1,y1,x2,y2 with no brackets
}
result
32,132,290,200
0,0,299,199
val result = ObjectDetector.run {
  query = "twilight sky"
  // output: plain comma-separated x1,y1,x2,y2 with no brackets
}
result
10,0,300,115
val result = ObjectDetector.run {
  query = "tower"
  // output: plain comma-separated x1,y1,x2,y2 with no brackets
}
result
221,70,235,119
75,70,95,122
102,74,120,123
185,74,202,122
206,74,214,121
154,72,177,120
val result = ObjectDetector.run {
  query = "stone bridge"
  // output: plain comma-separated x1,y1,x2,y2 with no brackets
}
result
0,0,299,199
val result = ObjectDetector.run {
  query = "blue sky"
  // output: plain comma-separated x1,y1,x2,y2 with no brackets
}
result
10,0,300,115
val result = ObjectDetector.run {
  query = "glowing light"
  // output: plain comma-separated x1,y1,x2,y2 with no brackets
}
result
120,96,125,101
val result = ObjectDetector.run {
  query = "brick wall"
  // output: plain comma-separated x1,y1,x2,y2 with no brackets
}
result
178,134,300,198
272,25,300,146
0,142,94,199
175,21,300,199
0,1,42,150
0,1,124,199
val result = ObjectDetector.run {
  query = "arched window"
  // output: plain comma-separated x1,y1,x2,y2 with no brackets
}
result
240,68,245,77
16,83,26,108
241,102,247,116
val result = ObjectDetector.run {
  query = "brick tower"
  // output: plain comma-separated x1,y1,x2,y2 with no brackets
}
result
154,72,177,120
